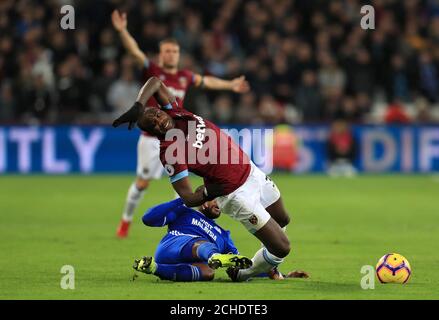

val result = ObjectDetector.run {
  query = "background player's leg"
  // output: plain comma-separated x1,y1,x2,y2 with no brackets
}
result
124,177,149,221
116,177,149,238
117,135,162,238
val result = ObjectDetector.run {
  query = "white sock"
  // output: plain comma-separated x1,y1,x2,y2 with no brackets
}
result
238,248,284,281
122,183,146,222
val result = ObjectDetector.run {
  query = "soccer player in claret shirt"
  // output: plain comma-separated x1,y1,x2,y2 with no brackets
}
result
111,10,250,238
113,77,292,282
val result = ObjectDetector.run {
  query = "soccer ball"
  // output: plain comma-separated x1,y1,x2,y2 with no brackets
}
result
376,253,411,284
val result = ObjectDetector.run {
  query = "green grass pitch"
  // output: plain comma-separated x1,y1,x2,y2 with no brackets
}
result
1,174,438,300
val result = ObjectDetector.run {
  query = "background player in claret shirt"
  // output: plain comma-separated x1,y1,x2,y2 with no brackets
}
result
111,10,250,238
113,77,292,282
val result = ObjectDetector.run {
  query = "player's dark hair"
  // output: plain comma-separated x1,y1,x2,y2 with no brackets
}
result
159,37,180,49
137,107,157,135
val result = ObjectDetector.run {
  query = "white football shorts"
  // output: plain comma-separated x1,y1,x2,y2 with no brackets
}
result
136,135,163,180
216,162,281,233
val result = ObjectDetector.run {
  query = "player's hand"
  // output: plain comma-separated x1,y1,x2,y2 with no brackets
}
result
286,270,310,279
111,10,127,32
231,75,250,93
195,185,217,201
112,102,142,130
202,185,224,201
195,185,211,201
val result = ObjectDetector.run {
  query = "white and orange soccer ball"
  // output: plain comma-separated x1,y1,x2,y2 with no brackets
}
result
376,253,411,284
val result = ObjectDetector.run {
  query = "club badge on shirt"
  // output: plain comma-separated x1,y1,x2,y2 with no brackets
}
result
179,77,188,87
165,164,175,176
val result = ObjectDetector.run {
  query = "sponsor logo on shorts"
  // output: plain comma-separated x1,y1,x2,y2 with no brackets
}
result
248,214,258,225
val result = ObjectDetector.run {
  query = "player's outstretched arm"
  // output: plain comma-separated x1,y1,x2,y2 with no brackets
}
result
194,74,250,93
137,76,176,107
142,198,183,227
111,10,147,68
112,77,175,129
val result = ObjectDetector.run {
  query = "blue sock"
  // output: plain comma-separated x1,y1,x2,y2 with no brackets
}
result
196,242,219,261
155,263,202,282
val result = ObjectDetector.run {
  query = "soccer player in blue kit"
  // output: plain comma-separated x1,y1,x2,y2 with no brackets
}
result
132,197,252,282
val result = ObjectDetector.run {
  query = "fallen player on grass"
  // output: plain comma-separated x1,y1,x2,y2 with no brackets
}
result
132,198,309,282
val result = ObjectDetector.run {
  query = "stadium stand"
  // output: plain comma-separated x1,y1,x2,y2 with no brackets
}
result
1,0,439,125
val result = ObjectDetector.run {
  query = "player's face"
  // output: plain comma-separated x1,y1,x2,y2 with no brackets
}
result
138,108,174,136
200,200,221,219
159,43,180,69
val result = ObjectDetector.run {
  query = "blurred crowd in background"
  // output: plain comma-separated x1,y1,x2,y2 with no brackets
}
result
2,0,439,125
